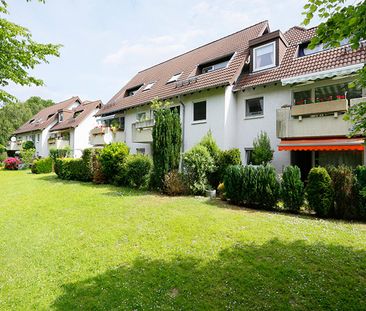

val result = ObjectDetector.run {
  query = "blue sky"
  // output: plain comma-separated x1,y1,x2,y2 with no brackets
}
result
5,0,320,104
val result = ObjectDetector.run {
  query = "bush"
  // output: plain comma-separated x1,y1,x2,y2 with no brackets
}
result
124,154,152,189
0,151,7,164
81,148,96,181
354,166,366,219
19,148,35,168
50,147,71,163
218,148,241,182
164,170,188,196
0,144,6,153
241,165,257,205
3,157,21,170
22,140,35,150
327,166,360,219
217,183,225,199
280,166,304,212
91,149,106,184
31,157,52,174
98,143,129,183
255,165,280,209
224,165,243,205
251,131,273,165
54,158,86,181
183,145,215,195
306,167,334,217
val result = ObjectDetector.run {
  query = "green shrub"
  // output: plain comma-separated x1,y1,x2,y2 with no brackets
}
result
81,148,95,181
241,165,257,205
306,167,334,217
98,143,129,183
0,151,7,163
31,157,52,174
164,170,188,196
354,166,366,219
19,148,35,168
281,166,304,212
218,148,241,182
183,145,215,195
22,140,35,150
124,154,152,189
0,144,6,153
50,147,71,162
91,149,106,184
255,165,280,209
251,131,273,165
327,166,360,220
55,158,86,181
224,165,243,204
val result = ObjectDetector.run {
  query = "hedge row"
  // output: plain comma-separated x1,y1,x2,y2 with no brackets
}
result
223,164,366,220
31,157,52,174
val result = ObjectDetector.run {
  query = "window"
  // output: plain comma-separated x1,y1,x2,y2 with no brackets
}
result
246,97,264,117
167,72,182,83
73,111,83,118
103,117,125,131
193,101,206,122
47,113,54,120
137,112,147,122
298,38,350,57
253,42,275,71
29,119,35,124
293,90,312,105
245,148,253,165
125,85,143,97
58,112,64,122
136,148,145,155
199,54,233,74
143,82,155,91
315,83,362,102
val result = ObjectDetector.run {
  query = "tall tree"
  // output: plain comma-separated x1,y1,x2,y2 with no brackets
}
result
0,0,61,105
303,0,366,136
151,99,182,190
0,96,53,145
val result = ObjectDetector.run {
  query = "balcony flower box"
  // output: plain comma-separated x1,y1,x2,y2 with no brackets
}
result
91,126,106,135
16,141,22,146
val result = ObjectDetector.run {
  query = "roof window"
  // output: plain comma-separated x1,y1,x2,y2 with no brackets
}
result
167,72,182,84
298,38,350,57
253,41,276,72
142,82,155,91
73,111,83,118
47,113,54,120
125,85,143,97
198,54,233,74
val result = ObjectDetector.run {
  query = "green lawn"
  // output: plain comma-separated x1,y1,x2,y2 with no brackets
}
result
0,170,365,310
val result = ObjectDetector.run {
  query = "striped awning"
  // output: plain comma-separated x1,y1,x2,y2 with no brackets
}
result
281,63,365,86
278,138,365,151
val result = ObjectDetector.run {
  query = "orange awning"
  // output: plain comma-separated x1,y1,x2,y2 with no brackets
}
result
278,138,365,151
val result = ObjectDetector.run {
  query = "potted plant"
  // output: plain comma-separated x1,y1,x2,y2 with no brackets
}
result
205,187,216,198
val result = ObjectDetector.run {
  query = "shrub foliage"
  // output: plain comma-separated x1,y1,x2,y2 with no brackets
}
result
31,157,52,174
164,170,188,196
280,166,304,212
251,131,273,165
124,154,152,189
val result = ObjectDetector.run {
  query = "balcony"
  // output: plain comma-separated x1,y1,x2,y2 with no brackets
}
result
90,126,125,146
7,141,22,151
132,119,154,143
276,99,357,139
48,138,70,149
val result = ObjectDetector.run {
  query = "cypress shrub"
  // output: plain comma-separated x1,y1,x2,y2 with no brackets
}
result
98,142,129,183
182,145,214,195
354,166,366,219
151,101,182,189
91,149,106,184
241,165,257,205
251,131,274,165
306,167,334,217
224,165,243,205
125,154,153,189
255,165,280,209
280,165,304,212
31,157,52,174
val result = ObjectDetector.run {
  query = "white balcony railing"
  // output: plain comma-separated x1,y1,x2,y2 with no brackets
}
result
132,119,154,143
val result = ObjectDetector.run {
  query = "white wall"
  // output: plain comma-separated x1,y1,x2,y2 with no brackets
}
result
40,121,58,157
235,85,292,172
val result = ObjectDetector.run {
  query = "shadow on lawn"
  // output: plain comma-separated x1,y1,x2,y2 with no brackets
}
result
52,239,366,310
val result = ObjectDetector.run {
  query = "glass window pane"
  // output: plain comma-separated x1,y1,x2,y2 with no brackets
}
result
193,101,206,121
293,90,312,105
255,44,274,69
246,97,263,116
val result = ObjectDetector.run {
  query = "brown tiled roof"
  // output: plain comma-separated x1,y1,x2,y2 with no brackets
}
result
234,27,366,90
96,21,269,116
50,100,102,132
13,97,81,135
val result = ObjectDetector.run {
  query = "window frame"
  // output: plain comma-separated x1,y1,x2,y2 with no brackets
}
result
245,97,264,118
253,41,276,72
192,100,207,123
167,72,183,84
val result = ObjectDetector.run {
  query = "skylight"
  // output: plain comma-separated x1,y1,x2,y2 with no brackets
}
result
47,114,54,120
125,85,143,97
198,54,234,74
167,72,182,83
143,82,155,91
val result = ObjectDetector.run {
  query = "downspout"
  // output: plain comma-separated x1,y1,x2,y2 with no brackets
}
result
178,95,185,171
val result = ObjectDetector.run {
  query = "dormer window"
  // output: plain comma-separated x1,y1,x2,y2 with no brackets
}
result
58,112,64,122
73,111,83,118
125,85,143,97
253,41,276,72
143,82,155,91
29,119,35,124
198,54,233,74
47,113,54,120
167,72,182,83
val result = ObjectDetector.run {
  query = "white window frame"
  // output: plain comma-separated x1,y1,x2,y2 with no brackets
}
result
167,72,183,83
143,82,155,91
245,97,264,119
253,41,276,72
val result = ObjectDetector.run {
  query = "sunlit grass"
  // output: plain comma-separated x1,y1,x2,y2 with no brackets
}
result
0,170,365,310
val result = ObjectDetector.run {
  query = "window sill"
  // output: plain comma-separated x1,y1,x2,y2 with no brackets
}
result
244,115,264,120
191,120,207,125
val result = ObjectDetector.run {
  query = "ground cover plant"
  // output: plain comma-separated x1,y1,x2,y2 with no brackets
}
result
0,170,365,310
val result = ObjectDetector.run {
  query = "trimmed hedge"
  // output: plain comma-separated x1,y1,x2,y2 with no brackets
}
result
306,167,334,217
32,157,52,174
55,158,86,181
218,148,241,183
124,154,152,189
280,165,304,212
224,164,279,209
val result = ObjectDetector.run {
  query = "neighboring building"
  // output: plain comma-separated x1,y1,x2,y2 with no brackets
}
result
95,21,366,174
10,97,102,158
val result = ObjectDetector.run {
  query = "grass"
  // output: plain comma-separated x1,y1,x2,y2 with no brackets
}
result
0,170,365,310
